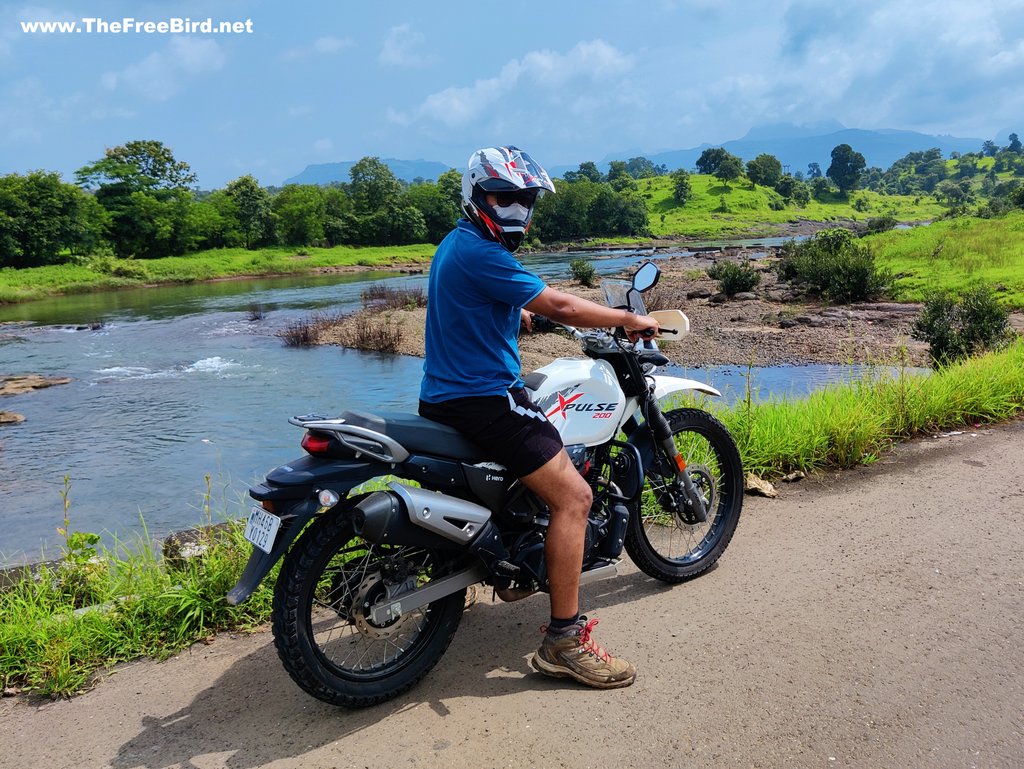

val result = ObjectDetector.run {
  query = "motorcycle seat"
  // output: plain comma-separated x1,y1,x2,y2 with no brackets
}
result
339,410,487,462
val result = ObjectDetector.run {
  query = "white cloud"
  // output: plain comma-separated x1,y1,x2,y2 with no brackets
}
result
282,35,353,61
0,6,76,57
379,23,433,67
313,138,333,152
313,36,352,54
101,38,226,101
393,40,633,128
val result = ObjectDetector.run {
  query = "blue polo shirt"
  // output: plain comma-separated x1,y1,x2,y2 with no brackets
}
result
420,219,546,403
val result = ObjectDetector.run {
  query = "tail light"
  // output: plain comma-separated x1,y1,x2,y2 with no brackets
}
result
301,431,332,455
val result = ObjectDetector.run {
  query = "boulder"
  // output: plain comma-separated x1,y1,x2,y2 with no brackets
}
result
1,375,72,397
0,412,25,425
686,288,713,300
733,292,758,301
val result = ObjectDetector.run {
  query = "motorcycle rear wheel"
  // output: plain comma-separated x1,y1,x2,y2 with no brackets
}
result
272,508,465,707
625,408,743,583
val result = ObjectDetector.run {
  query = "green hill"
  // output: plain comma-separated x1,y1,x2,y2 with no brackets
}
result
636,174,946,239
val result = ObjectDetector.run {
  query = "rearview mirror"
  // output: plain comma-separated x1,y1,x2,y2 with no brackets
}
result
632,261,660,293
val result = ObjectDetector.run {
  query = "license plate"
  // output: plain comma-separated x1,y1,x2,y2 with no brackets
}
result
244,506,281,554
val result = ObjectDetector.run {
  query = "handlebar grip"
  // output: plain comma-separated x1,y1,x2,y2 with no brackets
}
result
530,314,556,333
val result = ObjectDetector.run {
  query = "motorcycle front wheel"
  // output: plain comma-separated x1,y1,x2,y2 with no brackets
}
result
625,407,743,583
272,507,465,708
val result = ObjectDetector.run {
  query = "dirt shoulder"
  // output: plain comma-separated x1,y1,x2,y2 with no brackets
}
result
314,251,937,371
3,419,1022,768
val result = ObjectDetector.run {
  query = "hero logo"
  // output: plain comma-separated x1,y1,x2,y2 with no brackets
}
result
542,388,616,420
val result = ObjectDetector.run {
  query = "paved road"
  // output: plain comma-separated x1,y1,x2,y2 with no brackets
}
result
2,421,1022,769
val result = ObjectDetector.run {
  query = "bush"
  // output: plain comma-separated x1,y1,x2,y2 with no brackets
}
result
913,285,1011,366
776,228,890,303
569,257,597,287
707,260,760,296
865,215,897,233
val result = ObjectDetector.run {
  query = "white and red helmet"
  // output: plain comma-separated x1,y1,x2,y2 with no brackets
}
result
462,146,555,251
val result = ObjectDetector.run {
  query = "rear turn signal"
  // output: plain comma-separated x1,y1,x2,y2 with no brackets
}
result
301,431,332,454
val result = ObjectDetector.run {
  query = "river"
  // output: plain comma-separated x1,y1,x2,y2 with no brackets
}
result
1,246,868,566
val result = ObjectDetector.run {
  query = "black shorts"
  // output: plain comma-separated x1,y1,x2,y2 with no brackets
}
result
419,387,564,478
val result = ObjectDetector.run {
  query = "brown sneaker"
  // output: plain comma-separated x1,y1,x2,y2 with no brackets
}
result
530,616,636,689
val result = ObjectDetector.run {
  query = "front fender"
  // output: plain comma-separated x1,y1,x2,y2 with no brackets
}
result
652,374,721,402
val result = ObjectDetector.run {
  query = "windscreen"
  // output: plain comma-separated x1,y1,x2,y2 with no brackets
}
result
601,279,649,315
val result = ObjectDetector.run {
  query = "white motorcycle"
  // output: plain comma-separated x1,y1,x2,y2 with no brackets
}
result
227,261,743,707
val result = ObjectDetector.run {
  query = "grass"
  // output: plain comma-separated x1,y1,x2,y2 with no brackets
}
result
0,518,275,697
866,210,1024,308
637,174,946,240
0,243,435,304
711,339,1024,477
4,341,1023,698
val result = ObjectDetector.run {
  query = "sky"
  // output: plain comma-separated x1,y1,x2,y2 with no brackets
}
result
2,0,1023,188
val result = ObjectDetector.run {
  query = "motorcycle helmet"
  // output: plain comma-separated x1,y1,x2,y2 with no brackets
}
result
461,146,555,252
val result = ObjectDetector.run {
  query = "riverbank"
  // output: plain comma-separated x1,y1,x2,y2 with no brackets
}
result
0,218,854,307
313,251,937,370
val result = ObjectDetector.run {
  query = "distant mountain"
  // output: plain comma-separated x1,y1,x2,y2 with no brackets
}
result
283,158,453,186
549,123,985,178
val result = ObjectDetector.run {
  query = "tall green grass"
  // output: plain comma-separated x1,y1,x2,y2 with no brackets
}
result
716,339,1024,477
868,211,1024,308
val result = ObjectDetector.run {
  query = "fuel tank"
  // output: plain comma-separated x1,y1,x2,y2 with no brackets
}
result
526,358,626,446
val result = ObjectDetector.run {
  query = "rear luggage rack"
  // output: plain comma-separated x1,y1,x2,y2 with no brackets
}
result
289,414,411,464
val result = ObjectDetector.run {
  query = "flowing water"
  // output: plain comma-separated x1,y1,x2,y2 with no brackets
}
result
0,248,880,565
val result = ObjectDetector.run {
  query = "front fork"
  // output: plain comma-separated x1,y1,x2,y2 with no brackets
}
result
643,395,709,524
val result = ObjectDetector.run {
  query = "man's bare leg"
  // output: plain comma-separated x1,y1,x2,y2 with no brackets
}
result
522,449,638,688
520,449,592,619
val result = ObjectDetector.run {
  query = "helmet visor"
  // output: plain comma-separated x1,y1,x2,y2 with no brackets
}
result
493,189,539,208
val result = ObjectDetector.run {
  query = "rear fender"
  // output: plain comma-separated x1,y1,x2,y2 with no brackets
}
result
226,454,390,606
226,497,320,605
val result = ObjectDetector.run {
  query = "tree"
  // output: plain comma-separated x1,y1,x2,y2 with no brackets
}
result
714,155,744,188
606,161,637,192
1008,133,1022,154
746,153,783,188
670,168,692,205
696,147,732,175
348,157,402,214
588,188,648,236
273,185,326,246
76,139,197,191
225,175,273,249
532,180,603,241
562,161,603,183
436,168,463,211
76,141,199,258
807,162,823,179
0,172,107,268
826,143,866,194
625,156,664,179
811,176,835,200
405,182,459,244
935,179,974,207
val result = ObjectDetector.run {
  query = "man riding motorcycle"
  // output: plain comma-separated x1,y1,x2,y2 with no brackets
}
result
418,146,659,688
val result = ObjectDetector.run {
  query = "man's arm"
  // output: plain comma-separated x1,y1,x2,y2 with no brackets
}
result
525,287,659,337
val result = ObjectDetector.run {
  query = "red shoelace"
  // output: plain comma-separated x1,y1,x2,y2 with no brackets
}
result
577,617,611,662
542,617,611,662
